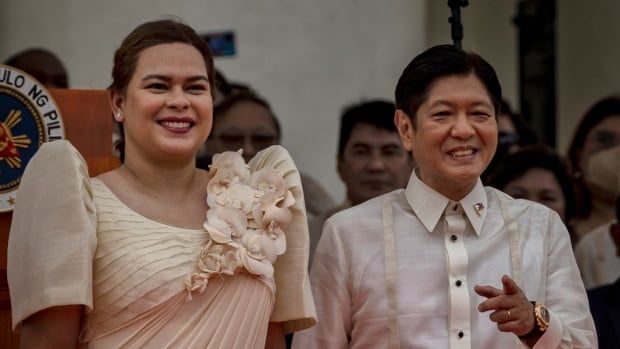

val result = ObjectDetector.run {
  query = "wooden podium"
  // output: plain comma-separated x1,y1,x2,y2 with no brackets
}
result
0,89,120,348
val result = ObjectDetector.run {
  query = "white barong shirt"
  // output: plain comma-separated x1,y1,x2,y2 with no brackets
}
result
293,172,596,349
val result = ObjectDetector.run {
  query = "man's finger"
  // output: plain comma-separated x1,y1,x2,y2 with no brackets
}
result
501,275,520,296
474,284,503,299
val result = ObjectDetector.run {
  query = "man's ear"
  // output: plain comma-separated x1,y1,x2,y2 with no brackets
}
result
336,155,345,181
395,109,414,152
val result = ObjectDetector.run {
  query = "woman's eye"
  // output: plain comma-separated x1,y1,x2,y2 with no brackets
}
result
187,85,207,93
147,83,167,91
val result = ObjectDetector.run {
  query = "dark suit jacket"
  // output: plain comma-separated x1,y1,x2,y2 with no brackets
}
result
588,278,620,349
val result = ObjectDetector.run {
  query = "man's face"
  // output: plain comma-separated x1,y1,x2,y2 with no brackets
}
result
206,101,279,163
395,73,497,200
338,123,414,205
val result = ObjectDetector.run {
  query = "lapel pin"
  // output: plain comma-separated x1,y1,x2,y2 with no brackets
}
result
474,202,484,216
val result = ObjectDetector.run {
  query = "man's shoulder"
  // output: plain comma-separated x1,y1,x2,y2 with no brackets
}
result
327,190,403,231
333,190,401,217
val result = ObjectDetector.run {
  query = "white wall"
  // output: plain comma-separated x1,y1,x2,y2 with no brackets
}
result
426,0,519,114
427,0,620,154
557,0,620,152
0,0,427,203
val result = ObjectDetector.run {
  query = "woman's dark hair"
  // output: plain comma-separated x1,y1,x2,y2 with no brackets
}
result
394,44,502,125
487,144,576,222
567,95,620,217
109,19,215,161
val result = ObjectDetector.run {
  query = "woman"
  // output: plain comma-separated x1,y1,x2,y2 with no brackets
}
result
486,145,575,224
8,19,315,348
568,96,620,239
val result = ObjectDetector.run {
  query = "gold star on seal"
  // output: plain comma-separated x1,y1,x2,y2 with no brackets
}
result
7,196,16,206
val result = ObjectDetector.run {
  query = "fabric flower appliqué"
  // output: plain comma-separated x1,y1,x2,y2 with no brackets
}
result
185,150,295,299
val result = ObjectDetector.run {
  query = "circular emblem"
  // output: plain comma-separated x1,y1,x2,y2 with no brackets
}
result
0,64,65,212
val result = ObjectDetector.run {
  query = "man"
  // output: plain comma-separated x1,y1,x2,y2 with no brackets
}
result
308,100,414,264
587,196,620,348
293,45,596,348
199,88,335,221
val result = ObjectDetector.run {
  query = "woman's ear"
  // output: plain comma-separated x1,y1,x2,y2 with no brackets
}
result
110,90,125,122
395,109,414,152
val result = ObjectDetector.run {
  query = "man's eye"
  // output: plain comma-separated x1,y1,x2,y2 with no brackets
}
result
432,111,451,117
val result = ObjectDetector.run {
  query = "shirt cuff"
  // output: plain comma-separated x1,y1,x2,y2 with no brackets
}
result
531,309,562,349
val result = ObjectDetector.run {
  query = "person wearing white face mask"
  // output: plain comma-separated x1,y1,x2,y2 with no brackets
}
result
293,44,596,349
575,145,620,290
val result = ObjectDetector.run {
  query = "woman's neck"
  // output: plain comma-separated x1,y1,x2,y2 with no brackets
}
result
121,150,199,199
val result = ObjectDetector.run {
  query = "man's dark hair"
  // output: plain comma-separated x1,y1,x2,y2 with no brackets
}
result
337,100,397,157
212,90,281,141
394,44,502,125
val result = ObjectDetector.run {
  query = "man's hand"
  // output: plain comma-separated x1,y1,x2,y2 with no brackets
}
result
474,274,536,337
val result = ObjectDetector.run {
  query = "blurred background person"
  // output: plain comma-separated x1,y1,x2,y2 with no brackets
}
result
486,144,576,227
3,47,69,88
200,88,336,222
587,196,620,348
568,96,620,239
308,100,415,265
575,144,620,290
482,99,538,181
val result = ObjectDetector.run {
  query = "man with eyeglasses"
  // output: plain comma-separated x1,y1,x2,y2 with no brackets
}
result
200,88,336,222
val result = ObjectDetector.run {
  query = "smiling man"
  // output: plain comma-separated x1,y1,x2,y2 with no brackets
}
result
293,45,596,349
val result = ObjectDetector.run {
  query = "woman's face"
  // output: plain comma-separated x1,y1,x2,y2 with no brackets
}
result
114,42,213,163
579,115,620,181
504,167,567,221
397,73,498,199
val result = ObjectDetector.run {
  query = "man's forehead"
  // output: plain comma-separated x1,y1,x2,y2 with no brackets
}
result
347,124,403,147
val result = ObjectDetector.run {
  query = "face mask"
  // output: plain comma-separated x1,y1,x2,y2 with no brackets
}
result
586,144,620,197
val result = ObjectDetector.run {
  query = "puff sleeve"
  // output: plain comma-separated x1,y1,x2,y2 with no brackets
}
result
8,140,97,332
248,145,317,333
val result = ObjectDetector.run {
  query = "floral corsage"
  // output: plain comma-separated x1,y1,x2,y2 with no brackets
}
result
185,149,295,299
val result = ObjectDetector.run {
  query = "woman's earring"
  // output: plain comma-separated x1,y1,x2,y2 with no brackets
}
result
114,110,123,122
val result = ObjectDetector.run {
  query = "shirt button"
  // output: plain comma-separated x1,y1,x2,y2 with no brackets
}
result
456,280,462,287
458,331,464,338
450,235,457,242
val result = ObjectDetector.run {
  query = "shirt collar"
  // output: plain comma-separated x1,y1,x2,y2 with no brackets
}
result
404,169,487,236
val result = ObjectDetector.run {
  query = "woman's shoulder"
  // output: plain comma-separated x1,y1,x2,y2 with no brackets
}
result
35,140,84,163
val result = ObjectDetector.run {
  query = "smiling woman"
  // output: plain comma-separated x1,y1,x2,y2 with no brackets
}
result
7,19,315,348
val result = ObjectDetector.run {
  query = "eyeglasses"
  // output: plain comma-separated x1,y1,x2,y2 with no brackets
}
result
498,131,519,146
213,132,278,150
